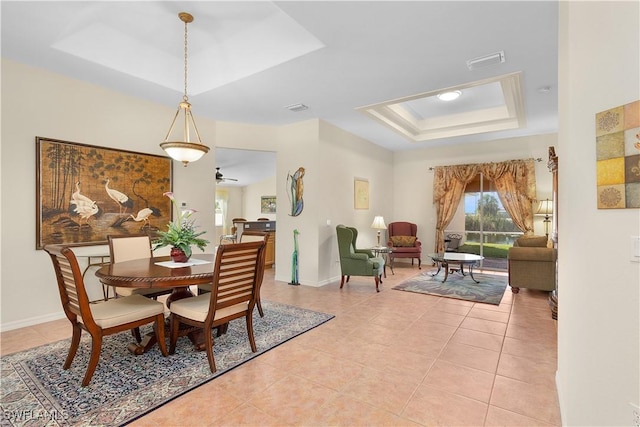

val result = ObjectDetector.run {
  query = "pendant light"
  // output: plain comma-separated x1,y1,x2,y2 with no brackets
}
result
160,12,210,167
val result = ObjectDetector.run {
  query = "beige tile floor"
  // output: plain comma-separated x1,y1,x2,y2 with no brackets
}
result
0,264,560,426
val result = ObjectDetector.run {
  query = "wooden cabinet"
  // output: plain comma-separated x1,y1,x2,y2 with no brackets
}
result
264,232,275,268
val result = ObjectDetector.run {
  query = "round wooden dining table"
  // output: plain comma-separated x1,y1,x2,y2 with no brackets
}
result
95,254,215,354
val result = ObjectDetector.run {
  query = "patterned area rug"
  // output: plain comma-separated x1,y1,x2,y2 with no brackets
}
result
0,301,333,427
393,271,508,305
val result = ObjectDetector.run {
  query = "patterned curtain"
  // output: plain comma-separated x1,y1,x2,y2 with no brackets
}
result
433,164,479,253
432,159,537,252
481,159,536,236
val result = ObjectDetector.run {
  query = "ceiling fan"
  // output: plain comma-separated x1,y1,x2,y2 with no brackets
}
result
215,167,238,183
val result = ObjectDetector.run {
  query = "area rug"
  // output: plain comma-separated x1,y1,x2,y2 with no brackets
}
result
0,301,333,427
393,271,508,305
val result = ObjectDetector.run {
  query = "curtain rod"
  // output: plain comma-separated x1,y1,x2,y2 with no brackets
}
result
427,157,543,171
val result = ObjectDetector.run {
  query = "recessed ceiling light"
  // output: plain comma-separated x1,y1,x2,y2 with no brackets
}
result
437,90,462,101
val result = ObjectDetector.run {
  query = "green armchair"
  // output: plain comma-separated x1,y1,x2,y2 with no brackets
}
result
508,236,557,293
336,224,385,292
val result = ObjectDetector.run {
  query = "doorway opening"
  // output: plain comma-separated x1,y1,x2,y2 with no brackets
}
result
214,148,276,243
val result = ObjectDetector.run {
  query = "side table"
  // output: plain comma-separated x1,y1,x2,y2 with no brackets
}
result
370,246,394,277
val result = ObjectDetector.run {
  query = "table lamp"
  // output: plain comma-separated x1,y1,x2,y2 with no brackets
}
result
370,216,387,247
535,199,553,237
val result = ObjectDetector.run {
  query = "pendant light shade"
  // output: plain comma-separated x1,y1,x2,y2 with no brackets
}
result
161,12,210,167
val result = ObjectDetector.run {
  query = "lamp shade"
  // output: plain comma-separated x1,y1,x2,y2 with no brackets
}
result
535,199,553,216
161,141,209,164
371,216,387,230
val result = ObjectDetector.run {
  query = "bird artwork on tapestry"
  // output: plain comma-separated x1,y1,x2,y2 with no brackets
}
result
68,181,101,226
128,208,154,229
105,177,133,214
71,181,94,205
70,200,100,225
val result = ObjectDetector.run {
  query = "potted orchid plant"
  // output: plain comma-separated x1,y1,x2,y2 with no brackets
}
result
152,192,209,262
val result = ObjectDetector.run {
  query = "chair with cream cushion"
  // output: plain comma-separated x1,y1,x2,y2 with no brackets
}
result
109,234,173,342
109,234,173,300
168,239,266,373
240,232,268,317
200,233,268,317
44,244,168,387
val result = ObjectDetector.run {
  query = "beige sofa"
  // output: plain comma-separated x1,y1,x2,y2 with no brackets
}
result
508,236,557,293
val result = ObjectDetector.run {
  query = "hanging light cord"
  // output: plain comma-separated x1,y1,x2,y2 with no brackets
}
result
183,16,189,102
160,12,209,167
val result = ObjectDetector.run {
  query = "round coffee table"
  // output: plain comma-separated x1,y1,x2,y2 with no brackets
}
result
428,252,484,283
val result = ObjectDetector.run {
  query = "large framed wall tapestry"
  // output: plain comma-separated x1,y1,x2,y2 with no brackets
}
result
595,100,640,209
36,137,173,249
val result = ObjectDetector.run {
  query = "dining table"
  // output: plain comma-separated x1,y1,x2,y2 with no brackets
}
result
95,254,215,355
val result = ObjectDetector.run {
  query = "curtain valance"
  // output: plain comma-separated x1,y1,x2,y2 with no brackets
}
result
432,158,537,253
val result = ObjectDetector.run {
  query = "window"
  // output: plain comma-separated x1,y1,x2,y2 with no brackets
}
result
459,174,522,270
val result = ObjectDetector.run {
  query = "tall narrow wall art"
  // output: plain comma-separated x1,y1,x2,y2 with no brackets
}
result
287,167,305,216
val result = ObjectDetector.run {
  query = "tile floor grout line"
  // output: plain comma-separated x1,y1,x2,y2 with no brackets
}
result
482,287,514,426
397,296,475,419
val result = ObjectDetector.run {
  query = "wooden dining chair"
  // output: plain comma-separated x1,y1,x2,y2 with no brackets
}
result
240,232,268,317
108,234,173,342
168,239,267,373
108,234,172,300
44,244,168,387
199,234,268,317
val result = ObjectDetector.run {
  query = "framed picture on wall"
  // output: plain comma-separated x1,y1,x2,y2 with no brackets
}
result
595,99,640,209
36,137,173,249
354,177,369,209
261,196,276,213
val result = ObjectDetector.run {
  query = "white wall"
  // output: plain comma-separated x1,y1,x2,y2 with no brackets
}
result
318,121,395,284
274,120,321,285
242,175,277,221
557,2,640,425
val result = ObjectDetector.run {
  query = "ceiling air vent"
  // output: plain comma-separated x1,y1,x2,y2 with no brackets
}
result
466,51,505,70
285,103,309,112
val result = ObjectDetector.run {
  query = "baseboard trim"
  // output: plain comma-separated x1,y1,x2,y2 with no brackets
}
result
273,275,341,287
1,311,65,332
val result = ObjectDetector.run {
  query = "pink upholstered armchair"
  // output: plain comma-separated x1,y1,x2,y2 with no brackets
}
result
387,222,422,269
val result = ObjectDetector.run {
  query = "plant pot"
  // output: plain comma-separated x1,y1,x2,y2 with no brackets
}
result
170,247,190,263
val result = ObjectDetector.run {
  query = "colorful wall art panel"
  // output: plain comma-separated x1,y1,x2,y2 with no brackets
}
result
595,100,640,209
